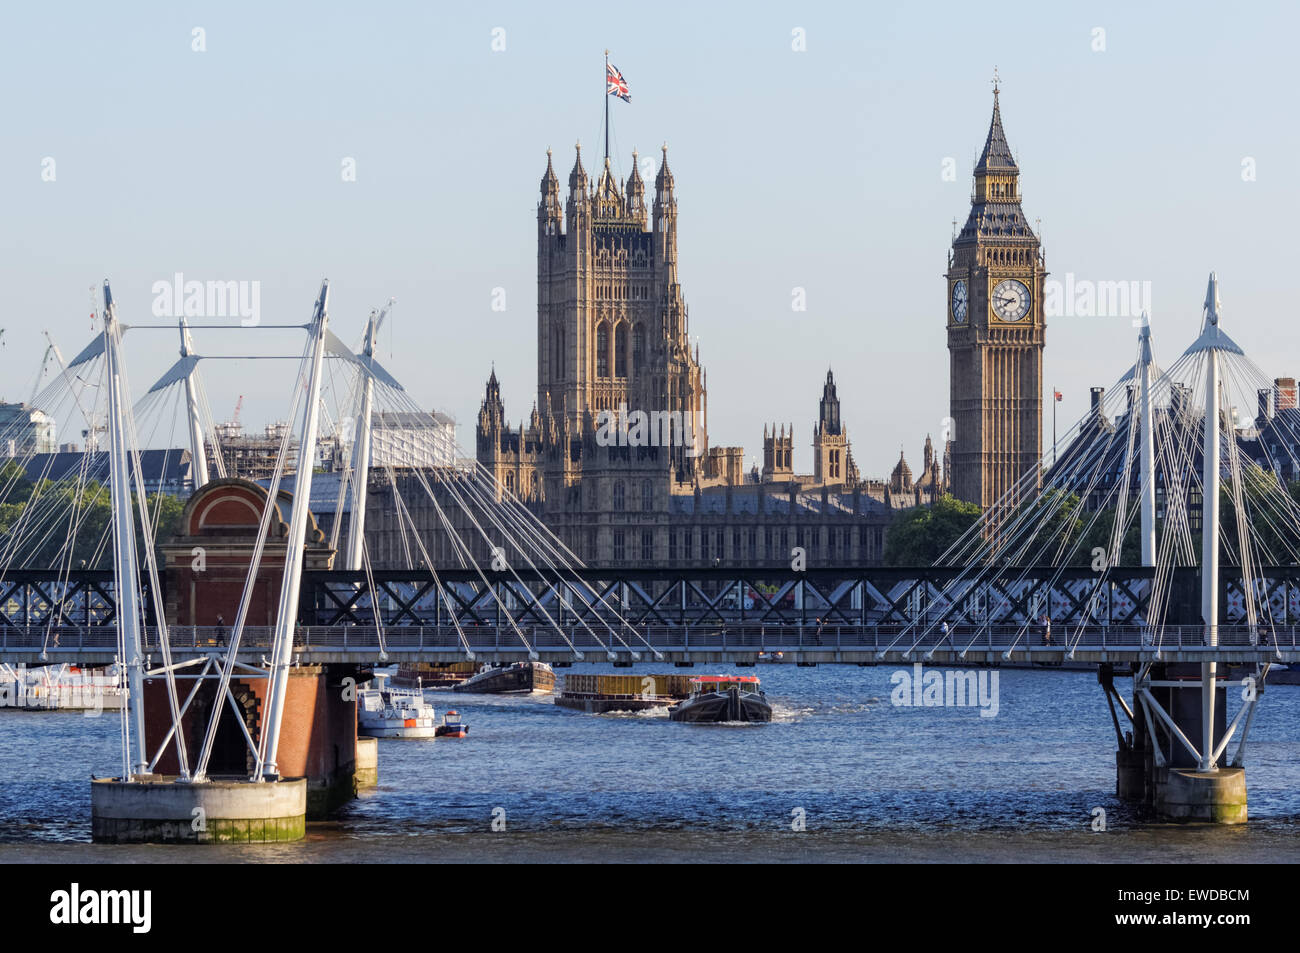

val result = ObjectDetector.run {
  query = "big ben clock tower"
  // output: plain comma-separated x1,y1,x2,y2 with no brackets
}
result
947,80,1046,515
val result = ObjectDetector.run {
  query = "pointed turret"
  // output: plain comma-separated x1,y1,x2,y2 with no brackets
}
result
568,142,589,195
476,367,507,456
626,149,647,223
565,141,592,239
539,148,562,236
653,143,679,284
817,368,842,436
654,143,674,202
540,148,559,197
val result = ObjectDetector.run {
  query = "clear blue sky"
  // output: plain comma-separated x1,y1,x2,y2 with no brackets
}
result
1,1,1296,477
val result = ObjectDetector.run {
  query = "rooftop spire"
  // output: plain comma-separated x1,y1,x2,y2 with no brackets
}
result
568,141,589,194
540,147,559,196
975,75,1017,174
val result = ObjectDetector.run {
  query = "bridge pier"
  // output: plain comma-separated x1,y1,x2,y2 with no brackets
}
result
1102,661,1250,822
138,662,364,824
91,776,307,844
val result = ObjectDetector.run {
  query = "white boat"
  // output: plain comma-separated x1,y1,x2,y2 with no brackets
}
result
357,674,438,738
0,663,126,712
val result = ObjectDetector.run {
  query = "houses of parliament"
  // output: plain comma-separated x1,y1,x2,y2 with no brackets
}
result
369,88,1043,568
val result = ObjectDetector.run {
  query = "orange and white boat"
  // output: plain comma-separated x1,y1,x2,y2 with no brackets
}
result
357,674,437,738
435,710,469,738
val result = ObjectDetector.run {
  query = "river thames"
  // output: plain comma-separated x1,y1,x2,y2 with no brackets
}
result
2,664,1297,862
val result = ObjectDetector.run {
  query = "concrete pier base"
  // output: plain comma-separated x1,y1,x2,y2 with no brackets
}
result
355,737,378,788
91,776,307,843
1115,747,1147,801
1154,767,1247,824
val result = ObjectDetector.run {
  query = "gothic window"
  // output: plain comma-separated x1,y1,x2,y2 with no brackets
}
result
641,531,653,562
613,480,625,512
615,323,628,377
715,530,724,561
641,479,653,512
596,323,610,377
632,324,645,373
668,531,677,561
613,531,625,563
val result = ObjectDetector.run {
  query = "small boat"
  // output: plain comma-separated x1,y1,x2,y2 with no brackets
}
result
357,674,438,738
452,660,556,695
668,675,772,723
435,710,469,738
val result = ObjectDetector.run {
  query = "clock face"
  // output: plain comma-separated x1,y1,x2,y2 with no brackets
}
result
950,280,968,323
991,278,1031,322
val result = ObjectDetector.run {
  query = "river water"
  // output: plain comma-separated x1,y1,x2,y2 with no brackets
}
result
2,664,1297,862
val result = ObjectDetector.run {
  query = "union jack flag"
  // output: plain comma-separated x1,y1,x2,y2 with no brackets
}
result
607,62,630,102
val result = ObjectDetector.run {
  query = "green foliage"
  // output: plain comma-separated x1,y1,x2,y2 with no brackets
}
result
1217,465,1300,566
0,467,186,570
883,494,981,567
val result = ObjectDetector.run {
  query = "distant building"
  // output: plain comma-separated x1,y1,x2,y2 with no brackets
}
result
17,449,194,497
0,402,58,456
209,422,301,483
1047,375,1300,533
366,143,951,569
370,410,456,469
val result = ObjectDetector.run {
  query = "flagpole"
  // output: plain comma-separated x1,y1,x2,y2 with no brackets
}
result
604,49,610,161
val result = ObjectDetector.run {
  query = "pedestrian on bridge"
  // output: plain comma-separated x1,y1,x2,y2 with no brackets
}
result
941,620,951,648
215,615,226,647
1041,614,1052,647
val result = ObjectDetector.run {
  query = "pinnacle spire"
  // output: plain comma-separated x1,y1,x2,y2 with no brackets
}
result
975,82,1018,173
569,141,588,193
655,142,674,191
541,147,559,196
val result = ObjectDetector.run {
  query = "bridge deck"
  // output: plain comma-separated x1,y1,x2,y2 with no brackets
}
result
1,625,1294,666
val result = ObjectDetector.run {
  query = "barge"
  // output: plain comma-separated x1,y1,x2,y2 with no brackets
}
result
452,660,556,695
393,661,478,689
555,672,694,714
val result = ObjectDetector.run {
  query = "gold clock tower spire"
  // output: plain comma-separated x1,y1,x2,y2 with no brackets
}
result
946,81,1046,516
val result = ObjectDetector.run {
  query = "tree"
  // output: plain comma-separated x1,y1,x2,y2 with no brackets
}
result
883,494,982,567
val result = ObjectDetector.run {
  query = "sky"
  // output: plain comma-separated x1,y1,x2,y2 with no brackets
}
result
1,1,1297,477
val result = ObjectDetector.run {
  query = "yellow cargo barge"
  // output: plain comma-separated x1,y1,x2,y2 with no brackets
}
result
555,673,694,714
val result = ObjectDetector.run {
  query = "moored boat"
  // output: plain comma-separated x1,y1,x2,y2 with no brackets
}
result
357,674,438,738
435,710,469,737
668,675,772,723
452,660,556,695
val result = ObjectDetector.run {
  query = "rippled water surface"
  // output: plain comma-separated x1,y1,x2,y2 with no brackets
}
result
2,664,1298,862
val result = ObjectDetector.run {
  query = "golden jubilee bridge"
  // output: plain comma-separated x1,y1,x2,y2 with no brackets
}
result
1,273,1295,836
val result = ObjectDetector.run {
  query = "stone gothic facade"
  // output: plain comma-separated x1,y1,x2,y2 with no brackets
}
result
460,143,950,568
947,86,1046,514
